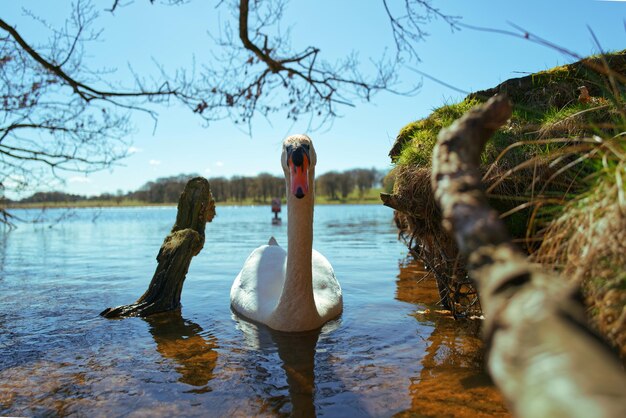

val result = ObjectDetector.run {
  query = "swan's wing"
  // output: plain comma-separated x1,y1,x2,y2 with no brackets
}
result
231,244,287,321
312,249,343,319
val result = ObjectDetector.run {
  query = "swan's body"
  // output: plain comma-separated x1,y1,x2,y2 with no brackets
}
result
231,240,342,331
230,135,343,332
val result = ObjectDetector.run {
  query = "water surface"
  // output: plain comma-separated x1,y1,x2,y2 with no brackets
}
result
0,205,509,416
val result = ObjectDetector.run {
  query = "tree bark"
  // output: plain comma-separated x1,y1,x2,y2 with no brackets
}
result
431,94,626,418
100,177,215,318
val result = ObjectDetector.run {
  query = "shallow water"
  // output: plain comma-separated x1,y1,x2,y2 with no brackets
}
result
0,205,509,417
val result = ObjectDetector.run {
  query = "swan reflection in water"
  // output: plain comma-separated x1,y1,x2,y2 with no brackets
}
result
144,309,342,416
233,313,341,417
144,311,218,390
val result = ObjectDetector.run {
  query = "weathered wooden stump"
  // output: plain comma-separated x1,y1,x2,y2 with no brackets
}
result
100,177,215,318
432,95,626,418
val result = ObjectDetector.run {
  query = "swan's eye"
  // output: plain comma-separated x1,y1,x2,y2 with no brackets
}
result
302,143,310,151
286,145,294,154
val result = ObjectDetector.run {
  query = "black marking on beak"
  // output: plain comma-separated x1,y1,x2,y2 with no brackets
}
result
287,144,310,167
295,188,305,199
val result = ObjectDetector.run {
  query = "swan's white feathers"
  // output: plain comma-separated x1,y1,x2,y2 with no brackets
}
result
311,250,342,319
231,244,342,329
231,244,286,323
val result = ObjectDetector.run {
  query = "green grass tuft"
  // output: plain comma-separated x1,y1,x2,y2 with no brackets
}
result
395,98,482,168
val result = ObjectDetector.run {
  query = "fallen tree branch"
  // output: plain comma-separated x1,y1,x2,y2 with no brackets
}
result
380,192,417,215
432,94,626,418
100,177,215,318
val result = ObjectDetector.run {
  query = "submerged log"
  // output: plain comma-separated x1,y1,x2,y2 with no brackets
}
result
100,177,215,318
431,94,626,418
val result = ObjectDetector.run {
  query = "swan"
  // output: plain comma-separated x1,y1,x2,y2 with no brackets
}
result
230,134,343,332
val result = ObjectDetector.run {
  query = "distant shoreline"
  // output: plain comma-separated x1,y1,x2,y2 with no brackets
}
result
4,201,383,209
4,189,385,209
4,197,385,210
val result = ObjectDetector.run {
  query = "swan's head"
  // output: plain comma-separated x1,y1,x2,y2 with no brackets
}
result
282,134,316,199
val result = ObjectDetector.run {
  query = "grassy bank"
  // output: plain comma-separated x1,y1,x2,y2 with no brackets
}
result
388,50,626,355
5,188,386,209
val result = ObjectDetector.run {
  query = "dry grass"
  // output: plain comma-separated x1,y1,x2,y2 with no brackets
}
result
532,136,626,356
489,91,626,357
390,156,577,317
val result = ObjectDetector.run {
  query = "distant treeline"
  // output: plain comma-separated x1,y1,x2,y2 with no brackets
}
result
10,168,386,204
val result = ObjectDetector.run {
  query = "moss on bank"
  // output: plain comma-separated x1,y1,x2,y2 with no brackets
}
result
388,49,626,355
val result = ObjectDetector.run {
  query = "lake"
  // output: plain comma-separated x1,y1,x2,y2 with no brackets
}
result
0,204,509,417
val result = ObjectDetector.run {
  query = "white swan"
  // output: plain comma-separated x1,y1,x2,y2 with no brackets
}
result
230,134,343,332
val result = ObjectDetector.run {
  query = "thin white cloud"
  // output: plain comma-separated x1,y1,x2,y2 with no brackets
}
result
128,146,142,154
204,167,212,174
4,174,26,188
68,176,92,184
215,161,224,167
149,159,161,166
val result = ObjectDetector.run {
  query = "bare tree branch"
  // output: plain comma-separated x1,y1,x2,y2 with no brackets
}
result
177,0,406,129
0,19,179,102
382,0,460,62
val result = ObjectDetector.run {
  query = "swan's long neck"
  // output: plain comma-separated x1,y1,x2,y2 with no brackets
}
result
286,188,314,290
272,170,320,329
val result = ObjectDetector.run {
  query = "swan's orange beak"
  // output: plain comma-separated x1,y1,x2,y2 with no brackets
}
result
289,151,309,199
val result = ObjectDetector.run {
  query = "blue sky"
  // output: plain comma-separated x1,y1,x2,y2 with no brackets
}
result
3,0,626,197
